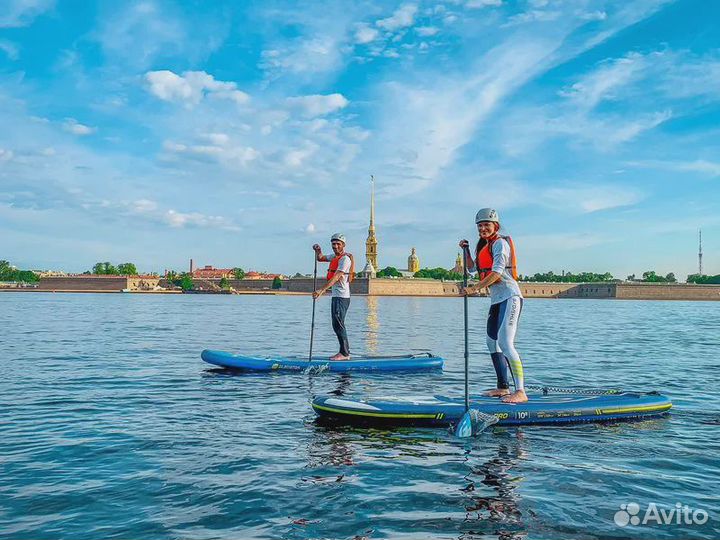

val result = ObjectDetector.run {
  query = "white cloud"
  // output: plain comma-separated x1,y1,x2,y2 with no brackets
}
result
0,148,14,161
416,26,439,37
560,53,648,109
354,23,379,44
377,4,418,31
163,140,259,166
199,133,229,145
626,159,720,177
466,0,502,7
261,36,344,76
145,70,249,106
164,209,238,230
0,0,53,28
127,198,239,231
582,10,607,21
131,199,158,213
94,1,225,69
305,223,316,233
0,39,19,60
541,184,643,213
62,118,96,136
286,93,349,118
283,144,318,168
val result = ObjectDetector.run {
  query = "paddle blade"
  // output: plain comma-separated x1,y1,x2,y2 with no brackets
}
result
453,409,499,437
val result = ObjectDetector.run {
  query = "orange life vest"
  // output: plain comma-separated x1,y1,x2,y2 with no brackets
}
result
327,253,355,283
476,235,518,281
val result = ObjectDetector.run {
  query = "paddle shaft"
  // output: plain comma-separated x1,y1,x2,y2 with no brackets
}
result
309,257,318,362
462,245,470,411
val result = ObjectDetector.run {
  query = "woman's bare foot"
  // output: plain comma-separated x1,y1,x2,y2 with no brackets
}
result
501,390,528,403
329,353,351,361
483,388,511,397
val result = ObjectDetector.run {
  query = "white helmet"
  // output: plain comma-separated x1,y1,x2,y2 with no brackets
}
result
330,233,346,244
475,208,499,224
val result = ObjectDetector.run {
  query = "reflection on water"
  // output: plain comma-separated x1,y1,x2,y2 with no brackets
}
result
365,296,379,354
462,432,528,539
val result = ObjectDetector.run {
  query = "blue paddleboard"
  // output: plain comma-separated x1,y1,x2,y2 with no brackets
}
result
201,349,444,372
312,390,672,427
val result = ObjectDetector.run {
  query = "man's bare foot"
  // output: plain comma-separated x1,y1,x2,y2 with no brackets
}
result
329,353,351,361
483,388,511,397
501,390,528,404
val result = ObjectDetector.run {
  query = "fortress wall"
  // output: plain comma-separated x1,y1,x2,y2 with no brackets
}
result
368,278,447,296
35,276,130,291
127,277,160,290
616,283,720,300
519,283,616,298
285,278,370,294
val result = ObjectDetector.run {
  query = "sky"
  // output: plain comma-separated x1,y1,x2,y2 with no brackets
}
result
1,0,718,279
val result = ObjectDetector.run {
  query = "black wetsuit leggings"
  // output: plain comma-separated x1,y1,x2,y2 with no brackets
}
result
331,297,351,356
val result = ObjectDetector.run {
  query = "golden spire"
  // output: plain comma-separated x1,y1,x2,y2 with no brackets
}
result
369,175,375,231
365,175,378,271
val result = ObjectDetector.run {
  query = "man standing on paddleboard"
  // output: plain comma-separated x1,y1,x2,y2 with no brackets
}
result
312,233,355,360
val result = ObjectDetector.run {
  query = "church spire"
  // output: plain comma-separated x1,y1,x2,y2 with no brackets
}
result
369,175,375,231
365,175,378,272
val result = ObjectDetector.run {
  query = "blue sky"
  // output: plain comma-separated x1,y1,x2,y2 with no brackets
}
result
1,0,718,279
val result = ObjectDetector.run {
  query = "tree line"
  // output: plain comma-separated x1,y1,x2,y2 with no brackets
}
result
90,262,139,275
0,260,39,283
373,266,718,284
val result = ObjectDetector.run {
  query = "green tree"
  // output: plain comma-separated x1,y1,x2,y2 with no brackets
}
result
233,267,246,280
520,271,615,283
0,261,39,283
92,261,118,275
377,266,402,278
219,277,229,289
687,273,720,284
117,263,138,275
665,272,677,283
180,275,194,291
272,276,282,289
16,270,39,283
414,267,463,281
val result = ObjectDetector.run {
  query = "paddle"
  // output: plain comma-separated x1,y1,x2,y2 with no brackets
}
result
453,244,498,437
308,255,318,363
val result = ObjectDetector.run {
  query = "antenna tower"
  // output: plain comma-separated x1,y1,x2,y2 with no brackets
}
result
698,229,703,276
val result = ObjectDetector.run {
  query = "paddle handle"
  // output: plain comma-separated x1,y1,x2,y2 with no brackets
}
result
309,257,318,362
462,245,470,411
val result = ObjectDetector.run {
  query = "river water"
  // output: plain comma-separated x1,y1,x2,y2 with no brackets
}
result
1,293,718,539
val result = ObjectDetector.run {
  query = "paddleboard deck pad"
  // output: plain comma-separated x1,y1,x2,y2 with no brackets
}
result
312,390,672,427
201,349,443,372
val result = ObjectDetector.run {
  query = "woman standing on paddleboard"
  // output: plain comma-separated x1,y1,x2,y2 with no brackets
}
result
460,208,527,404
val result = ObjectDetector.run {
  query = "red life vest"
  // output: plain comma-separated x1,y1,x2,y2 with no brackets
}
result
327,253,355,283
475,235,518,281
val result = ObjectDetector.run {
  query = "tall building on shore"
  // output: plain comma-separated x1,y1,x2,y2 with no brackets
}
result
365,175,378,273
452,253,463,274
408,247,420,273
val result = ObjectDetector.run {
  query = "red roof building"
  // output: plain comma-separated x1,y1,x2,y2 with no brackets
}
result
192,265,235,279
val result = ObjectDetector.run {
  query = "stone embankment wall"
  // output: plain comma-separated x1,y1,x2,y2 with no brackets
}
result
616,283,720,300
29,276,160,292
34,276,130,291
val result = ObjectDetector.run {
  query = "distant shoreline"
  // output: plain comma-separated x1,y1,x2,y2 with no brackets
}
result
2,284,719,301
